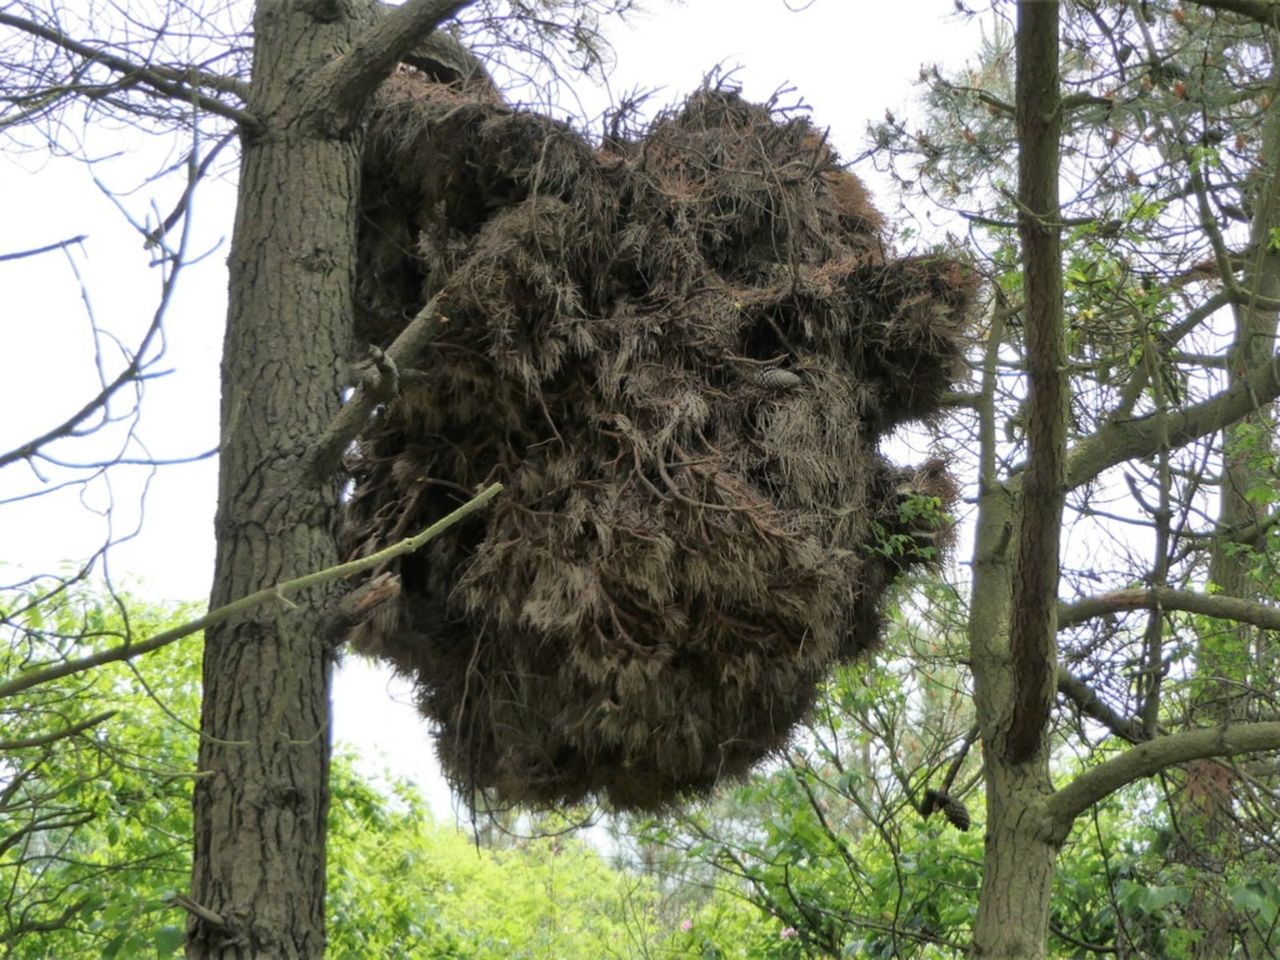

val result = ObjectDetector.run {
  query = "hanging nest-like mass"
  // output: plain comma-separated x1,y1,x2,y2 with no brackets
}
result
343,67,975,812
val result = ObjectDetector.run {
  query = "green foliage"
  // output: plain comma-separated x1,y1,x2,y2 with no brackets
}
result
2,587,769,958
870,494,952,562
0,587,198,958
1225,420,1280,513
624,646,983,958
328,773,673,960
327,767,802,959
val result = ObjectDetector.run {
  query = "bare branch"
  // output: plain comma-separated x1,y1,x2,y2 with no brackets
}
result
1045,722,1280,832
305,290,450,482
0,482,502,699
1065,355,1280,489
1185,0,1280,27
1059,586,1280,632
0,235,85,262
167,893,228,932
1056,669,1147,743
0,253,171,471
0,10,259,132
144,130,237,249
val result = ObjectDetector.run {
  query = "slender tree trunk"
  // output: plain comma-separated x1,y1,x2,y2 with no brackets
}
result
1184,62,1280,960
971,3,1063,957
188,3,372,956
970,484,1060,960
1203,65,1280,727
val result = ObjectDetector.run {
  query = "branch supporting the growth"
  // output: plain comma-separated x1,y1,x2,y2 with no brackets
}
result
306,290,450,482
1059,586,1280,632
0,483,502,699
1045,722,1280,834
315,0,476,122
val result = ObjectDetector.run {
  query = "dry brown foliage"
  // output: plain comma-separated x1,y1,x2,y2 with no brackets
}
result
343,70,974,811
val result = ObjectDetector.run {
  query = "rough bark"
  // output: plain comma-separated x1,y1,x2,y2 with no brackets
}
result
970,481,1061,960
1006,0,1065,767
186,1,458,956
187,8,361,956
1204,64,1280,719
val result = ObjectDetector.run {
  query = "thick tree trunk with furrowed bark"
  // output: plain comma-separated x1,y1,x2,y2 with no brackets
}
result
970,484,1061,960
187,3,370,957
187,2,472,950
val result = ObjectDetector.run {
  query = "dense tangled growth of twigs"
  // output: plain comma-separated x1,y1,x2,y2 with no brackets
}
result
343,69,974,811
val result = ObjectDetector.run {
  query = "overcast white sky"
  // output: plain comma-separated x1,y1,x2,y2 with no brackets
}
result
0,0,987,817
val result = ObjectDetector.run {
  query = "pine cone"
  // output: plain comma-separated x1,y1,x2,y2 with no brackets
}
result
752,367,803,391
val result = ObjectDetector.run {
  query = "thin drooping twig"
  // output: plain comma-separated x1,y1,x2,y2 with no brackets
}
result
0,235,86,261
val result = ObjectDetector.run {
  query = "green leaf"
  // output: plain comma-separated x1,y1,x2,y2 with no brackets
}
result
1137,885,1190,912
1230,884,1268,914
154,925,187,956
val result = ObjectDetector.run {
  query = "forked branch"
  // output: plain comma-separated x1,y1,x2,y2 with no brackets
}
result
316,0,477,124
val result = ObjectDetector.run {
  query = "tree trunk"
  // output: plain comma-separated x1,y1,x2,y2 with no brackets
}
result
974,758,1058,958
971,3,1063,957
969,483,1060,960
1184,61,1280,960
188,2,371,956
